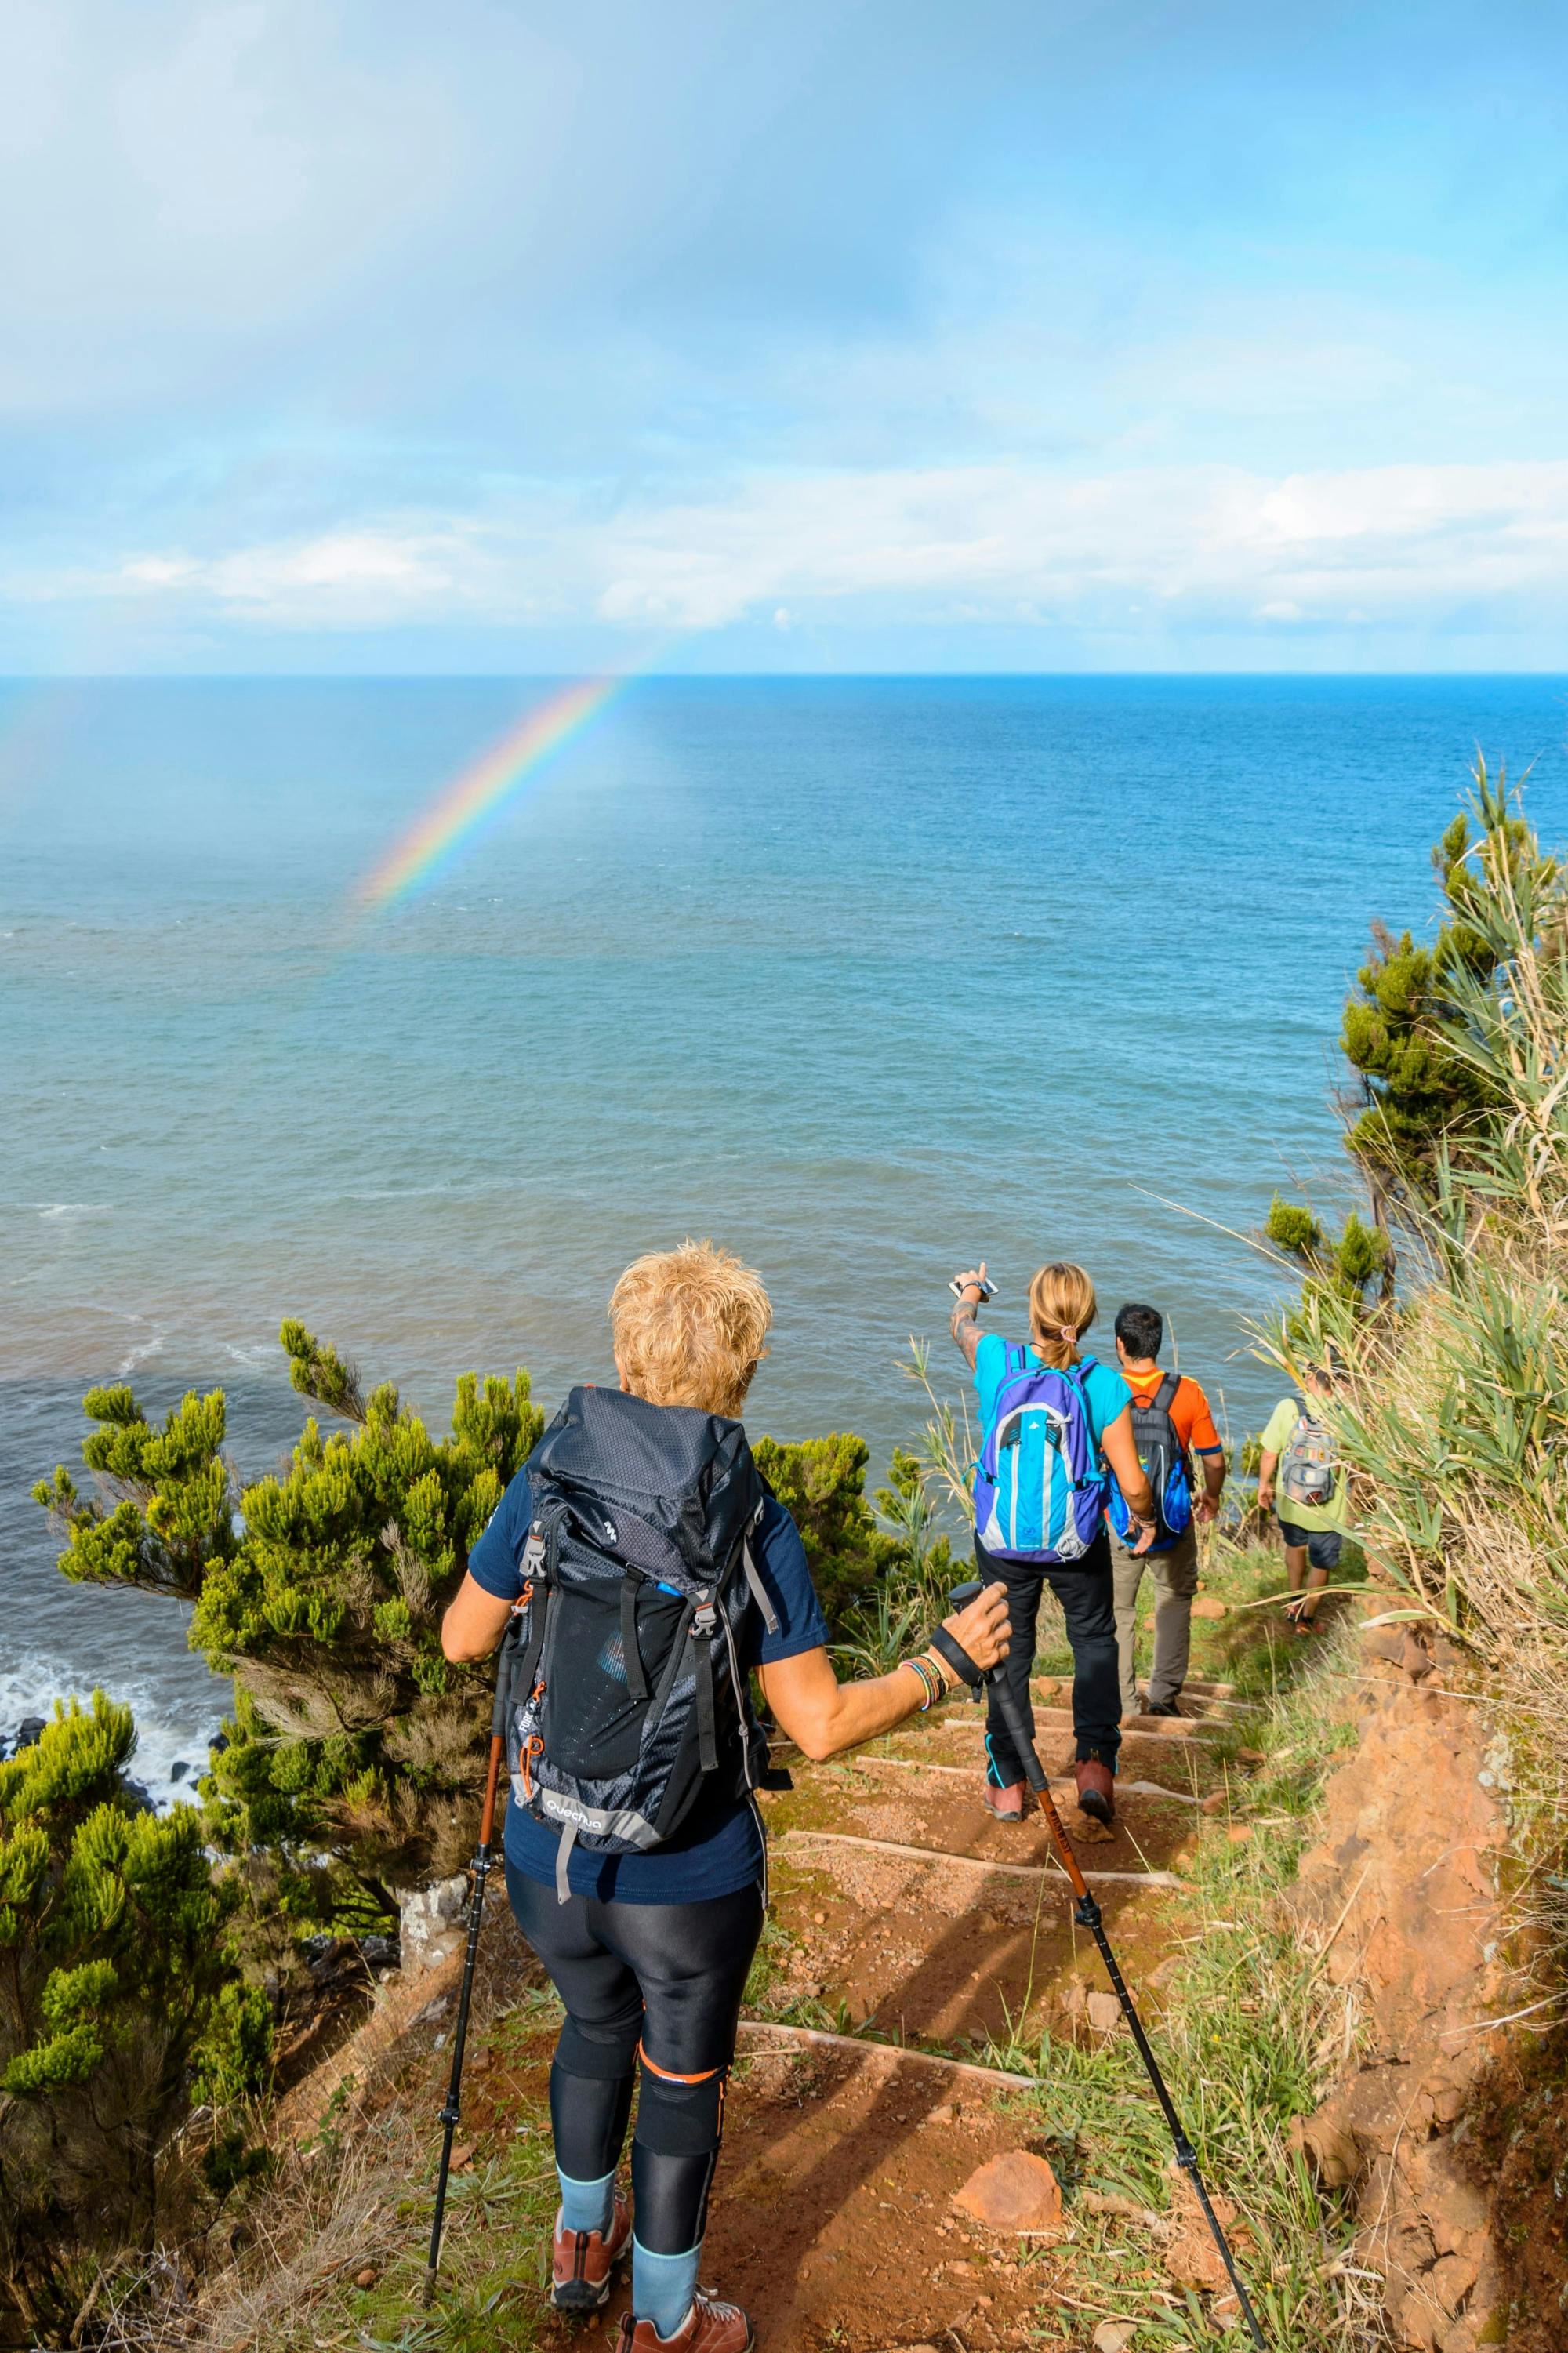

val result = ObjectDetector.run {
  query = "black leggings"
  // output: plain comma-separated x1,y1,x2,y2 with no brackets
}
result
977,1527,1122,1780
506,1860,764,2253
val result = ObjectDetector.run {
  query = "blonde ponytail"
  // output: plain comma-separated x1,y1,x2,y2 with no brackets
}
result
1027,1262,1098,1369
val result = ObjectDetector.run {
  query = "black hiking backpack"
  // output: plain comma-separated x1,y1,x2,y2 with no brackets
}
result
503,1385,783,1901
1107,1372,1193,1551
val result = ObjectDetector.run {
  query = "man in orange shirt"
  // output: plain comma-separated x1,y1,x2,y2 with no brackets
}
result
1106,1302,1227,1719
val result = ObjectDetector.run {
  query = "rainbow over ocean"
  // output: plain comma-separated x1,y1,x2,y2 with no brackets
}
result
354,674,626,908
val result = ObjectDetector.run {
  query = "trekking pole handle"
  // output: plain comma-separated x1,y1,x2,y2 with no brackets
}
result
949,1576,1077,1825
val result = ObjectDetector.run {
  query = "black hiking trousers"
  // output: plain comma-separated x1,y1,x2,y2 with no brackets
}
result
975,1527,1122,1783
506,1859,763,2254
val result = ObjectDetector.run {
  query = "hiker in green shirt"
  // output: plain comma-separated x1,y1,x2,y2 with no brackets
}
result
1256,1369,1350,1634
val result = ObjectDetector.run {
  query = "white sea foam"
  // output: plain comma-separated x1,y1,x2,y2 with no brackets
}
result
38,1203,111,1221
118,1331,167,1373
0,1651,223,1812
339,1182,457,1203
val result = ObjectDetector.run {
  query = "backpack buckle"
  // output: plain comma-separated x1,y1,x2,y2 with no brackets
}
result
692,1596,717,1637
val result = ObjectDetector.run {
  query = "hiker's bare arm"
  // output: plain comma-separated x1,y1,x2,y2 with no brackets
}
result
760,1582,1010,1763
441,1572,514,1661
949,1263,989,1367
1194,1451,1227,1522
1257,1448,1279,1512
1102,1407,1157,1552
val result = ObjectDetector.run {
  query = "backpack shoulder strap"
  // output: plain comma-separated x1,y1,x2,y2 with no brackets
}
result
739,1509,779,1636
986,1340,1029,1414
1153,1371,1181,1415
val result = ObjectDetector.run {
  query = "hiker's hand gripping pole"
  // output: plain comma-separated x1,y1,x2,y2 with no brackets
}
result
423,1603,522,2304
947,1580,1268,2350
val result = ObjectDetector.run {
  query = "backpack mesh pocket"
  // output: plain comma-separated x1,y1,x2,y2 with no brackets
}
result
542,1572,689,1777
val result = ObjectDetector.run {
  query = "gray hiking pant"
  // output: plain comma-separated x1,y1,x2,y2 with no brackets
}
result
1110,1523,1200,1714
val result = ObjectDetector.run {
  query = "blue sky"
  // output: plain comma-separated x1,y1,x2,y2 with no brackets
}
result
4,0,1566,673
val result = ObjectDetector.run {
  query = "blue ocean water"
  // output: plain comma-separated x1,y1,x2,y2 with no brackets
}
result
4,674,1566,1786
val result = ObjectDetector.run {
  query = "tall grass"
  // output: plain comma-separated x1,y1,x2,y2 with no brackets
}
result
1287,779,1568,1936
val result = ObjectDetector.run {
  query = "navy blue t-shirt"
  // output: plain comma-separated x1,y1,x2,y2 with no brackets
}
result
469,1466,829,1903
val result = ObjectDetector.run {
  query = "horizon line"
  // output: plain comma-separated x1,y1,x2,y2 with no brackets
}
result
2,667,1566,685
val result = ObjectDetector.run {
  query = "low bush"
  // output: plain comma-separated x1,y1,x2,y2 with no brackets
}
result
37,1331,906,1938
0,1694,270,2344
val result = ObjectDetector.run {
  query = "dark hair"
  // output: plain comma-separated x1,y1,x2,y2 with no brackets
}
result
1115,1302,1163,1361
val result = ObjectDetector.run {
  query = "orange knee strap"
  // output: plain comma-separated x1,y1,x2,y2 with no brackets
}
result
637,2039,722,2086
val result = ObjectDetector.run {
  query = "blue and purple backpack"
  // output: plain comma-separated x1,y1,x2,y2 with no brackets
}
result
974,1345,1106,1563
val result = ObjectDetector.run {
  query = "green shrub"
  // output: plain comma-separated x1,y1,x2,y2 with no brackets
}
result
1340,762,1555,1184
38,1330,903,1932
36,1327,544,1923
0,1695,268,2341
751,1431,897,1628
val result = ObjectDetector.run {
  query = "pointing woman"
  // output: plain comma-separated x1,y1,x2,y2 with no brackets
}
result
949,1259,1156,1825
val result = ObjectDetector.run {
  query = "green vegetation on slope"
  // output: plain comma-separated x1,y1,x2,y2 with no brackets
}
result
0,1696,270,2340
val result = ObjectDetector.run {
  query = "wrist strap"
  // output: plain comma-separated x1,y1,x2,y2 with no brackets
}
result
928,1625,984,1689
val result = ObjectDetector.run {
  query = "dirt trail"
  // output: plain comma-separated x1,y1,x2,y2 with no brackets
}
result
512,1680,1240,2353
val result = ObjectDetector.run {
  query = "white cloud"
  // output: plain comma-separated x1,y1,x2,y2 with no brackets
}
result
581,456,1568,635
16,456,1568,650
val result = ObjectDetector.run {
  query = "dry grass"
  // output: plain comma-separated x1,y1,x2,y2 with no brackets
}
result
1284,791,1568,1977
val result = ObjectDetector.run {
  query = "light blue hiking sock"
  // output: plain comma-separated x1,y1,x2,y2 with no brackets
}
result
556,2166,616,2237
632,2239,702,2340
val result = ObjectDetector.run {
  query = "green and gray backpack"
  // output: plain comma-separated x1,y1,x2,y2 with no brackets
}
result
1279,1409,1337,1511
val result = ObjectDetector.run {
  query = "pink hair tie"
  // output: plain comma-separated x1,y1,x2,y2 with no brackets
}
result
1060,1326,1078,1344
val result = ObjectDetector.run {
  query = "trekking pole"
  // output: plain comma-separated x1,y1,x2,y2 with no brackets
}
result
423,1608,521,2305
948,1580,1268,2350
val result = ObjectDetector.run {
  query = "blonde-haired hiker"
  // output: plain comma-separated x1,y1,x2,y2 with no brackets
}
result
950,1260,1156,1825
444,1241,1007,2353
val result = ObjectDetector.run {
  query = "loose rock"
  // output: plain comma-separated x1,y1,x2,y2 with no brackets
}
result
1086,1991,1123,2034
396,1875,469,1974
953,2149,1063,2234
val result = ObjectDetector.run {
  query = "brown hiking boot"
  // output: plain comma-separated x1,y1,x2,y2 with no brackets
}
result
982,1778,1029,1821
551,2189,631,2311
616,2290,753,2352
1074,1752,1116,1824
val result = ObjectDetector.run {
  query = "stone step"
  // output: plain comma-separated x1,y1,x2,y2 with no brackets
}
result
1029,1676,1239,1720
931,1704,1218,1746
842,1754,1204,1806
736,2019,1036,2090
782,1826,1185,1890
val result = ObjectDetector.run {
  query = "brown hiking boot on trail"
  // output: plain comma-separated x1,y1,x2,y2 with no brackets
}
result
1074,1753,1116,1824
982,1778,1029,1821
616,2290,753,2352
551,2189,631,2311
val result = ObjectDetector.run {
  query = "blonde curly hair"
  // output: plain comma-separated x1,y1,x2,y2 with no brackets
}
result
608,1240,772,1418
